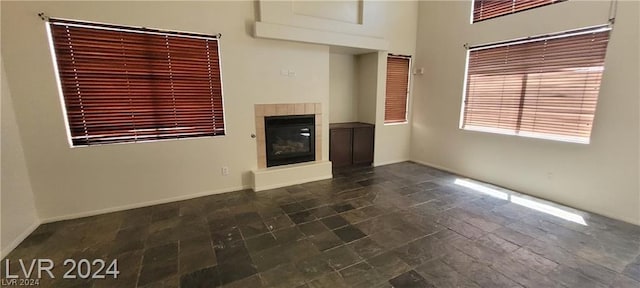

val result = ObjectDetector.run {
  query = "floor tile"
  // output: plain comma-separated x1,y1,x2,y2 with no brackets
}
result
180,266,220,288
234,212,262,225
476,233,520,253
221,274,263,287
332,203,356,213
211,227,243,247
218,259,258,285
611,274,640,288
245,233,278,253
323,245,362,270
249,245,289,272
416,259,480,288
296,254,333,280
273,226,305,245
281,203,307,214
334,225,367,243
368,251,412,279
548,265,608,288
309,206,338,219
214,241,251,264
138,261,178,287
239,221,269,239
179,248,216,274
142,242,178,266
298,221,329,236
623,255,640,282
263,215,294,231
5,161,640,288
289,210,317,224
308,231,344,251
388,270,433,288
307,271,349,288
260,263,306,288
349,237,386,259
321,215,349,229
339,261,379,286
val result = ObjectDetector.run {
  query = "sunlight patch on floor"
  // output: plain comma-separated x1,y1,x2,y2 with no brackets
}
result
454,178,587,226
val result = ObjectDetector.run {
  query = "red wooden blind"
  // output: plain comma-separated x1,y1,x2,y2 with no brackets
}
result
473,0,565,22
49,19,225,146
462,28,610,143
385,55,411,124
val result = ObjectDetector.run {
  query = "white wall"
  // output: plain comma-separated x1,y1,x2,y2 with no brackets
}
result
329,53,358,123
1,59,40,258
412,0,640,224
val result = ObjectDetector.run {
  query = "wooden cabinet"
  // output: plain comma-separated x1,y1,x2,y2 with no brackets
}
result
329,122,374,168
329,128,352,167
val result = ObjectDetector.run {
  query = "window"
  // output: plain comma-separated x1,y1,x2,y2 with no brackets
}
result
47,19,225,146
472,0,566,23
461,27,610,144
385,55,411,124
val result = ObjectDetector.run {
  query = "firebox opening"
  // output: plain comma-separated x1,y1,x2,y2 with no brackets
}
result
265,115,316,167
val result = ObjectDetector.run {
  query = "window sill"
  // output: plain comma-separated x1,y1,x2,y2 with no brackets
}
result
460,126,590,144
384,121,408,126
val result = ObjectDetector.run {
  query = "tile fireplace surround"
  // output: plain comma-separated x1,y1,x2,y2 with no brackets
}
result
254,103,323,169
251,103,331,192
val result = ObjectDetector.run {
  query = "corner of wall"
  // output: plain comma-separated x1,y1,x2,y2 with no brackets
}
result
1,57,42,258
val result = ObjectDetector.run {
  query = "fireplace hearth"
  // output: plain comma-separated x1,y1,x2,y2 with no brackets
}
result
265,115,315,167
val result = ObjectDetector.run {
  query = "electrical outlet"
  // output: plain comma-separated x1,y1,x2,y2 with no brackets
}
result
221,166,229,176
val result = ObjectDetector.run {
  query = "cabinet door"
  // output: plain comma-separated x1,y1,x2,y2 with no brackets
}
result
330,128,353,168
352,126,374,165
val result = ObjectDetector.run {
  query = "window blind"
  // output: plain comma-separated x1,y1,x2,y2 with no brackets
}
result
462,28,610,143
385,55,411,124
473,0,565,23
48,19,225,146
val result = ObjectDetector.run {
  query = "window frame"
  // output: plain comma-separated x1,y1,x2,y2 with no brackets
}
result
384,54,412,125
459,26,611,144
46,18,227,147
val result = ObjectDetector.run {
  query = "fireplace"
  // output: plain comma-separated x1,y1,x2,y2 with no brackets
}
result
265,115,315,167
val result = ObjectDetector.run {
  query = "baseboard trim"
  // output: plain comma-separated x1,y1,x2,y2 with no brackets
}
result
41,185,250,224
373,158,410,167
1,220,41,259
409,159,464,176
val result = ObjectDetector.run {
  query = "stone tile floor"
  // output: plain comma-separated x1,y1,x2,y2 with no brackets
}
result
3,162,640,287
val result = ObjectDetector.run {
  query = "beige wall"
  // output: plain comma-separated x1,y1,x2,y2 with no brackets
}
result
375,51,413,166
356,53,378,125
293,0,362,24
259,0,417,53
1,60,40,257
329,53,358,123
373,1,417,166
412,0,640,224
1,1,419,222
1,1,330,221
